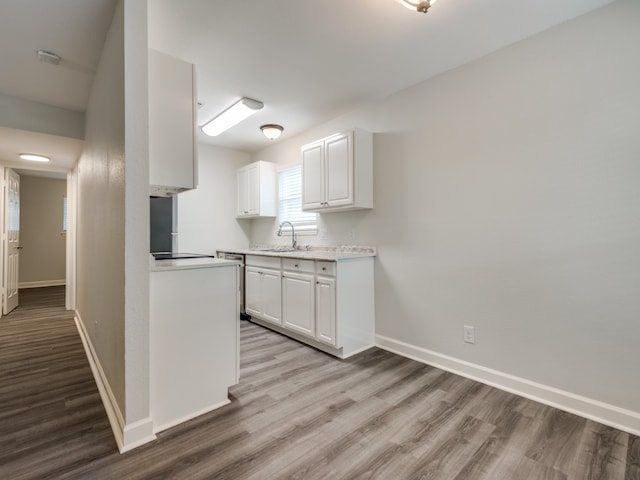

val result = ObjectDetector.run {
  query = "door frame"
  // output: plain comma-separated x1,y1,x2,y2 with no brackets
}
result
0,165,76,317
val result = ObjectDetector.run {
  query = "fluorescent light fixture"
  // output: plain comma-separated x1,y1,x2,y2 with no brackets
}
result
260,124,284,140
201,97,264,137
19,153,50,162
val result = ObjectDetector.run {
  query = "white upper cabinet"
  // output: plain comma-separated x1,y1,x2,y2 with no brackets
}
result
301,141,324,209
148,49,198,196
236,161,276,218
301,129,373,213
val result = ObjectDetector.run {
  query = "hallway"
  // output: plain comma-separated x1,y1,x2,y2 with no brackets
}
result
0,287,116,478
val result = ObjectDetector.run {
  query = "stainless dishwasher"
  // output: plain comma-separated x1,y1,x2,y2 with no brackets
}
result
217,251,249,320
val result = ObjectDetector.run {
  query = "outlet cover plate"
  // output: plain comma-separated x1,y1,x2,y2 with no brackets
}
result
464,325,475,344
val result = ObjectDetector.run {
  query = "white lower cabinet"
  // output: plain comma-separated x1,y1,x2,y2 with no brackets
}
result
282,271,315,337
246,265,282,325
315,276,336,346
246,255,374,358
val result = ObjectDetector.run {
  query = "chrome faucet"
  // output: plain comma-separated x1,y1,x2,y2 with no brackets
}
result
277,221,297,249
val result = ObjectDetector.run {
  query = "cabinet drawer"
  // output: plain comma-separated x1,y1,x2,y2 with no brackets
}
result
246,255,281,269
316,261,336,276
282,258,314,273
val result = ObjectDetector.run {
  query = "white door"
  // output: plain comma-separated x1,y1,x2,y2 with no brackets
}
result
282,271,315,337
237,167,249,216
244,266,262,317
3,169,20,314
316,276,336,346
301,141,325,210
246,163,259,215
261,268,282,325
325,131,353,208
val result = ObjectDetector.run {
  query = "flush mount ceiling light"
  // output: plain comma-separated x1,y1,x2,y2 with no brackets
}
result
19,153,50,163
400,0,438,13
260,124,284,141
201,97,264,137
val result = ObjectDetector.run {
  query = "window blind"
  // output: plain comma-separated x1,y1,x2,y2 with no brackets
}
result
278,166,317,231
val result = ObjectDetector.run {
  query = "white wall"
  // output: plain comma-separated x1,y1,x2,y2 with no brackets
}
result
177,143,251,254
122,0,151,444
76,0,126,415
18,175,66,286
251,0,640,432
76,0,153,451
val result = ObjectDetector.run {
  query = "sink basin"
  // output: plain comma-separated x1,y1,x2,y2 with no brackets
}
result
250,247,297,253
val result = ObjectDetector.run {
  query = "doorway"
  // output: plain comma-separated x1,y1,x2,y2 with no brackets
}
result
1,167,73,316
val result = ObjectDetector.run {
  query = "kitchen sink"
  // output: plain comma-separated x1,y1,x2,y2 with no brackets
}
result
250,247,297,253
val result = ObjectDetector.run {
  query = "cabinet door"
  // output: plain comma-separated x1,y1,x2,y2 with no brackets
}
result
246,163,260,215
245,266,262,317
325,131,353,208
302,141,325,210
282,272,315,337
316,276,336,346
149,49,196,191
261,268,282,325
237,167,249,216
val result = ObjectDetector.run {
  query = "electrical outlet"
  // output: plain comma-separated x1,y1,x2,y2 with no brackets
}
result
463,325,475,344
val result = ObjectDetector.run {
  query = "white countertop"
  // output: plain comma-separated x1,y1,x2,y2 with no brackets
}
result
150,256,240,272
218,246,376,261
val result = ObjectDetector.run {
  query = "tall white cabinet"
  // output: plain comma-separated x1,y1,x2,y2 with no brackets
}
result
302,129,373,213
148,49,198,196
236,161,276,218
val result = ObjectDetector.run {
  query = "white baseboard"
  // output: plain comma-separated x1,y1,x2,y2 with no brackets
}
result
74,312,156,452
121,417,157,453
19,280,66,289
153,399,231,435
375,334,640,437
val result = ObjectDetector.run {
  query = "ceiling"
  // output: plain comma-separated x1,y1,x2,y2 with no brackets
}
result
0,0,116,172
0,0,615,168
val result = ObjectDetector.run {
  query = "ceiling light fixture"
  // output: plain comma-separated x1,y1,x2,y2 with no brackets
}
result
201,97,264,137
260,124,284,141
400,0,438,13
19,153,51,162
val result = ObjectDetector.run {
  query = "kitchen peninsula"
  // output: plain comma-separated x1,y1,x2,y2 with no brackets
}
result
149,255,239,433
220,246,376,358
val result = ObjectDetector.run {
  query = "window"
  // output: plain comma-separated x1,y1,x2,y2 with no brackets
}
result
278,165,317,234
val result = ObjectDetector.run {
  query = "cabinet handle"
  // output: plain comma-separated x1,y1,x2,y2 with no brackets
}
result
322,267,326,271
294,264,299,268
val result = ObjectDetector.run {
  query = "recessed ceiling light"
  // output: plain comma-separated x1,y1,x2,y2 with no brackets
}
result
19,153,51,162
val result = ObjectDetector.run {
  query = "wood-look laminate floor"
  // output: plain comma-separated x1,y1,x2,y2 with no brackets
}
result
1,287,638,479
